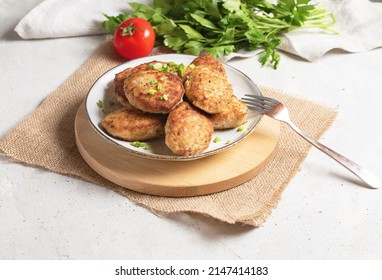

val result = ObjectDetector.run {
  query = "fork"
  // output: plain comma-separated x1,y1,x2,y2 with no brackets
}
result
242,94,380,189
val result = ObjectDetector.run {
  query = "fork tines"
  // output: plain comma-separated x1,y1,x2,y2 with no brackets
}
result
241,94,277,114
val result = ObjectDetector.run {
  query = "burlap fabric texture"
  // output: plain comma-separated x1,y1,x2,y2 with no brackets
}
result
0,40,337,226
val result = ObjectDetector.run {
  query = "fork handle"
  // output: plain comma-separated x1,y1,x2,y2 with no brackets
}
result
285,121,380,189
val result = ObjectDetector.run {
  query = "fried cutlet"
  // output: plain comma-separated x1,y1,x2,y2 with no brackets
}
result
113,67,133,107
165,102,214,156
113,61,182,107
189,54,227,77
124,69,184,114
209,96,248,129
101,107,166,141
184,66,234,114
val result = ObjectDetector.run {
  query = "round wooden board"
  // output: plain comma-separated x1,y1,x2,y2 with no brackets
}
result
75,104,280,197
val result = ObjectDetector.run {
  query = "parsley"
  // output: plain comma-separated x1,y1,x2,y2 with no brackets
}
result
101,0,336,68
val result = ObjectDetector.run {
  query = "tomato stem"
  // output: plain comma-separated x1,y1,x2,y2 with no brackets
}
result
120,23,142,36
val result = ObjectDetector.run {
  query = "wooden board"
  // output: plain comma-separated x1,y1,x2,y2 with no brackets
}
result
75,104,280,197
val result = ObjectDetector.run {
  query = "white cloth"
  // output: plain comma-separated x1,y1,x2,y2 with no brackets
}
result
14,0,382,62
14,0,151,38
282,0,382,61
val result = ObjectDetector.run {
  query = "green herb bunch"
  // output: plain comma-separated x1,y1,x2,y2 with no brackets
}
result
102,0,336,68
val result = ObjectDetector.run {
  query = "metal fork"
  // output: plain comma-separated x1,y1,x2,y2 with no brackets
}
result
242,94,380,189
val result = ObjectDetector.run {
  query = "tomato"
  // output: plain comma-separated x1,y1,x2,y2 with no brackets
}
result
113,18,155,60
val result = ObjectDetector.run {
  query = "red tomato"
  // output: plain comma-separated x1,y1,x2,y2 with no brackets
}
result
113,18,155,60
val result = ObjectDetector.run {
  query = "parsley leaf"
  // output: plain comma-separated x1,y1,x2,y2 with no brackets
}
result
101,0,337,68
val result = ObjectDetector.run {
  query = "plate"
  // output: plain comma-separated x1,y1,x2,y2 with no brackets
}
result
85,54,262,161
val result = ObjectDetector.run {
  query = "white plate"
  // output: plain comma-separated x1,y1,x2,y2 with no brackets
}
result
85,54,262,161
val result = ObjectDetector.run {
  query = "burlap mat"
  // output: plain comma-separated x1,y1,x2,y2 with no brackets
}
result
0,40,337,226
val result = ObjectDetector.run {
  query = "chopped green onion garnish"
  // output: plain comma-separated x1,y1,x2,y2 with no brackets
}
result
96,100,103,109
177,63,186,76
157,83,163,90
162,64,169,72
160,94,169,101
168,61,177,67
213,137,222,143
150,79,157,85
130,141,151,150
148,89,157,95
152,62,163,70
237,125,246,132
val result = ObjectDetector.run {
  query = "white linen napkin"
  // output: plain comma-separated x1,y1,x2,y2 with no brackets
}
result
14,0,151,38
281,0,382,61
14,0,382,62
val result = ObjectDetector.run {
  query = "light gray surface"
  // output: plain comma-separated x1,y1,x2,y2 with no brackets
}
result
1,0,381,259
